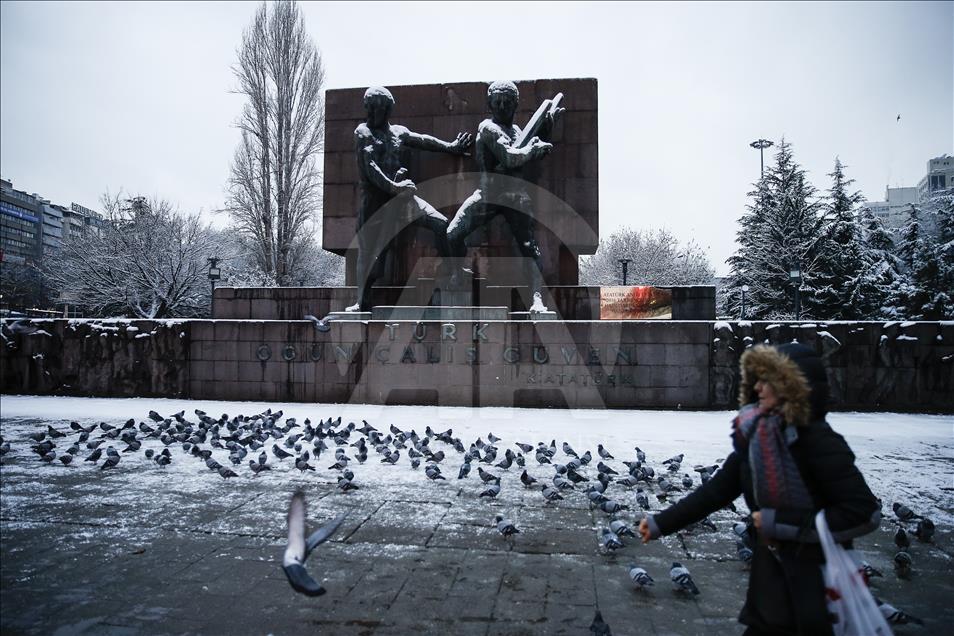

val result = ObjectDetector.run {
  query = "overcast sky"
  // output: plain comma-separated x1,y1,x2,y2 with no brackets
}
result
1,1,951,275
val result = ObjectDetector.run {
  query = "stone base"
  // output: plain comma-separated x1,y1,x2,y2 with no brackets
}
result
326,311,371,321
370,306,509,321
508,311,558,321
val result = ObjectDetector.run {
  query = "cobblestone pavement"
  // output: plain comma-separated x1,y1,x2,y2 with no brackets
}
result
2,405,952,635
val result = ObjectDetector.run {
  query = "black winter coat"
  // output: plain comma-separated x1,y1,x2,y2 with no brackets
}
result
650,345,881,635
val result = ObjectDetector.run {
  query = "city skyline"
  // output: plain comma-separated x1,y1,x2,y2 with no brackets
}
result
1,1,951,275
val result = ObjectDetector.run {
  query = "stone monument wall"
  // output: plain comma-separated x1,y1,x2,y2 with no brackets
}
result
3,319,952,412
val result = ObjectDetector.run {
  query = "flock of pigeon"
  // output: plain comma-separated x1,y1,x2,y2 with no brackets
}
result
0,406,936,630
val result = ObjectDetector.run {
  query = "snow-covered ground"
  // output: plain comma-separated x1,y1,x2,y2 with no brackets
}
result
2,395,952,525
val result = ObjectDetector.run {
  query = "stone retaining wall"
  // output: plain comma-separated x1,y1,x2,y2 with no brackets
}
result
2,319,951,412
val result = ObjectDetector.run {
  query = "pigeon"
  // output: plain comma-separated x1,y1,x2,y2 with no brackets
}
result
590,610,612,635
597,444,614,460
610,519,637,538
736,541,753,563
478,467,500,484
562,442,578,457
635,490,650,511
47,425,67,439
58,454,73,466
860,561,883,580
681,474,693,489
487,433,501,444
425,464,445,480
411,458,421,470
875,597,923,625
336,478,359,492
542,485,564,502
579,450,592,465
495,515,519,536
295,457,316,472
479,483,501,498
670,562,699,595
663,454,684,465
596,462,618,476
893,551,912,579
634,447,646,463
520,470,538,487
249,459,271,475
599,528,624,551
282,491,346,596
588,490,608,505
101,454,120,470
893,502,921,522
85,448,103,463
272,444,293,460
457,462,472,479
628,564,654,589
218,466,238,479
380,451,400,465
515,443,533,453
914,518,935,543
598,500,628,514
894,527,910,550
304,314,335,333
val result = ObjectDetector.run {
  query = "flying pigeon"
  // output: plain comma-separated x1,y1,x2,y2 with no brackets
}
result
670,562,699,595
282,491,346,596
628,564,654,589
304,314,334,333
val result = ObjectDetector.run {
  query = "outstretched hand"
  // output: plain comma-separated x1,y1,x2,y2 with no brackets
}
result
450,132,474,154
395,179,417,196
638,518,653,544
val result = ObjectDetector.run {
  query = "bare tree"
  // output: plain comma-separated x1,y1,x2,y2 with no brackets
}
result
224,0,326,286
580,226,715,287
44,194,214,318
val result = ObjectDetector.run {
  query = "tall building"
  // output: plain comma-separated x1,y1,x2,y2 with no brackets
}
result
0,178,100,312
917,154,954,202
866,186,919,230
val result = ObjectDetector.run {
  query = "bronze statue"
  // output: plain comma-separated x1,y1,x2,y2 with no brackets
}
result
348,86,472,312
446,81,564,307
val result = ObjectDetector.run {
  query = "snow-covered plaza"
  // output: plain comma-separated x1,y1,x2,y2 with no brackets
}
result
1,396,951,635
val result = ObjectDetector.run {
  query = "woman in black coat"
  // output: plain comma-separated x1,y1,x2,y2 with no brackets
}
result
639,343,881,635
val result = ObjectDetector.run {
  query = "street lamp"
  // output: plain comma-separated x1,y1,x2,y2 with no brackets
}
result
788,263,802,320
618,258,631,285
750,139,774,177
740,284,749,320
207,257,221,316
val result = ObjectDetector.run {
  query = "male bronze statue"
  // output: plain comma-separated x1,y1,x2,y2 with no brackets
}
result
348,86,472,312
446,80,564,308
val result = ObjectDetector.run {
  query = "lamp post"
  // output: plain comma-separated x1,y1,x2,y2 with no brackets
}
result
750,139,774,177
788,263,802,320
740,284,749,320
207,257,221,316
618,258,631,285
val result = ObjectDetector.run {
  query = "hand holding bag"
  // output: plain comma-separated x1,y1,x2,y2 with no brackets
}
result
815,510,892,636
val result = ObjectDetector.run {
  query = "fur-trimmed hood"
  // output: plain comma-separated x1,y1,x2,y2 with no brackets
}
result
739,344,827,427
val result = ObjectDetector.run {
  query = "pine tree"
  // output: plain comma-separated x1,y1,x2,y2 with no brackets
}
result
856,206,903,319
812,158,867,319
722,139,824,320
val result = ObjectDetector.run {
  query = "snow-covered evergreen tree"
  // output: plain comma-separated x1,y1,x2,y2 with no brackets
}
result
722,139,824,320
856,206,903,319
812,158,867,319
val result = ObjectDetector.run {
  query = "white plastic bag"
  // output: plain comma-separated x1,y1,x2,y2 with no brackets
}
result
816,510,893,636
